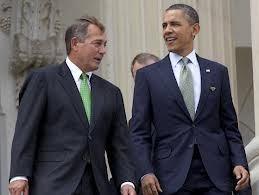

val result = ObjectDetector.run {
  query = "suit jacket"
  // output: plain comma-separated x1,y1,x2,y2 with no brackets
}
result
10,62,135,195
130,54,248,194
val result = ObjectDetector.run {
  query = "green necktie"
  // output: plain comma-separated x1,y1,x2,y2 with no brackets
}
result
80,73,91,122
179,57,195,120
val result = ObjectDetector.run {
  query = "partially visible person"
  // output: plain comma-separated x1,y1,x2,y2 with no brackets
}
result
130,52,160,159
8,15,136,195
131,53,160,79
130,53,160,195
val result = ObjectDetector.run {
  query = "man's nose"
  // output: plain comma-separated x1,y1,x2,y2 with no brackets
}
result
99,45,106,54
164,24,173,33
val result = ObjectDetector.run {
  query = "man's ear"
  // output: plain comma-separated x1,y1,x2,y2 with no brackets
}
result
71,37,80,52
192,23,200,40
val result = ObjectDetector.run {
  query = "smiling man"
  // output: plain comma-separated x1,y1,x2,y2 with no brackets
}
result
9,15,136,195
130,4,250,195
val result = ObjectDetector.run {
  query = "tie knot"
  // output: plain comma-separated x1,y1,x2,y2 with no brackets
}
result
80,73,89,81
182,57,189,66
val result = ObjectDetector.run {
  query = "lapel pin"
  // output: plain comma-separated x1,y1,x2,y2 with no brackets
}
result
210,86,216,91
206,69,211,73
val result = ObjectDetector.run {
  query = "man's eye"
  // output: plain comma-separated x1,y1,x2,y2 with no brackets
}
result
93,42,102,46
171,22,180,27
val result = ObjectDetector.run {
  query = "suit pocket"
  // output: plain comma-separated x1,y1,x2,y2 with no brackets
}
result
36,151,65,162
154,145,172,160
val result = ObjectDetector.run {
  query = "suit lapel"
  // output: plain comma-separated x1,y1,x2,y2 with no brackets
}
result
57,62,90,130
89,74,104,134
157,55,191,119
194,56,211,120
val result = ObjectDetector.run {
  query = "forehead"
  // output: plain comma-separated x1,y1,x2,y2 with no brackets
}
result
133,59,156,69
86,24,107,39
145,59,156,65
163,9,187,22
133,61,145,69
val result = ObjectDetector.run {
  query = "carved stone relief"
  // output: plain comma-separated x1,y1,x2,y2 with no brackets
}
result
9,0,65,102
0,0,12,34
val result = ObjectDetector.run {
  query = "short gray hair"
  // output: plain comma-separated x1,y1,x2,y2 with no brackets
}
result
65,15,105,54
131,53,160,77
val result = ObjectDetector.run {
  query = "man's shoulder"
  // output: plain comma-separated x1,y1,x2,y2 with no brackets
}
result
34,62,64,73
28,62,64,77
197,55,228,70
138,56,167,73
92,74,119,91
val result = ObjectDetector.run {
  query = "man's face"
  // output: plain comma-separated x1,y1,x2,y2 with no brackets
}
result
132,59,156,79
75,24,107,72
162,9,199,56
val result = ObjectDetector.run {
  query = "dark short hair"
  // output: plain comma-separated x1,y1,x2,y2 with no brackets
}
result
65,15,105,54
166,4,199,24
131,53,160,77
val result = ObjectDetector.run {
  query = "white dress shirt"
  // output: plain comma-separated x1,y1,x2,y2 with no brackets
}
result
66,57,92,90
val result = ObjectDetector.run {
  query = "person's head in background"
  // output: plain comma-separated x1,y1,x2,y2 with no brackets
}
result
131,53,160,79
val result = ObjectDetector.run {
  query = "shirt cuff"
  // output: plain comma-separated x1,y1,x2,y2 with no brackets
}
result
10,176,28,183
121,182,135,189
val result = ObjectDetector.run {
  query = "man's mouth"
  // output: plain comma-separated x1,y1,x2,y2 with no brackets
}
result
165,36,177,44
94,57,102,63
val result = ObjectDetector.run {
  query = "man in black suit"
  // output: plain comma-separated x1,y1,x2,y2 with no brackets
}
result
130,4,250,195
8,15,136,195
130,52,160,165
130,53,160,195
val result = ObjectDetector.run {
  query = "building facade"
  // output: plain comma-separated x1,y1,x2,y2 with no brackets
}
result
0,0,258,194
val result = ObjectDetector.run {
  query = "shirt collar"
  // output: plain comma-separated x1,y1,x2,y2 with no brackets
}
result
66,57,92,82
169,49,199,68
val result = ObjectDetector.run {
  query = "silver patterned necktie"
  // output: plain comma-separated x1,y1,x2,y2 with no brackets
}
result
179,57,195,120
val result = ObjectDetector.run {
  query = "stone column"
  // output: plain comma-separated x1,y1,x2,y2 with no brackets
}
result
0,71,8,194
0,107,7,195
245,0,259,191
98,0,163,119
0,27,11,195
250,0,259,139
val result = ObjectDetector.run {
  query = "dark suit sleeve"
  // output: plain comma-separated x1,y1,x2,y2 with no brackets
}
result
10,71,47,180
130,70,153,181
220,67,248,168
106,87,136,188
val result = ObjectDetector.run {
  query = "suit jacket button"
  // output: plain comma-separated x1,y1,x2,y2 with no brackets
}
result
188,144,193,148
88,135,92,140
192,124,196,127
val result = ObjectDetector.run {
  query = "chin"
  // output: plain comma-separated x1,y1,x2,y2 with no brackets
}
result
167,48,176,53
92,65,99,71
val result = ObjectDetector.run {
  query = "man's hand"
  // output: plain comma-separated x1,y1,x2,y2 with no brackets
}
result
8,180,29,195
233,165,250,191
141,174,162,195
121,184,136,195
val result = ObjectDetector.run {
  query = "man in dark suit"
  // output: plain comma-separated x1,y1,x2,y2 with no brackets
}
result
130,4,250,195
8,15,136,195
130,52,160,157
130,53,160,195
